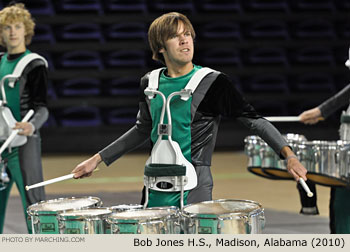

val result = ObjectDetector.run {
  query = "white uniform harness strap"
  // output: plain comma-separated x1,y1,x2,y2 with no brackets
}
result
8,53,48,88
146,67,164,99
181,67,214,101
146,67,214,100
1,53,48,104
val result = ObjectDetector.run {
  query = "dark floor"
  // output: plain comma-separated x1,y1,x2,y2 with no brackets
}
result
3,191,330,234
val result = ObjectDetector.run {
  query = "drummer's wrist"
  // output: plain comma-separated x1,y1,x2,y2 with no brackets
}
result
285,155,298,162
281,146,294,159
93,153,102,164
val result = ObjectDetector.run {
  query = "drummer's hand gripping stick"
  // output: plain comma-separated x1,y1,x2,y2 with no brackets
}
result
0,109,34,155
0,109,34,185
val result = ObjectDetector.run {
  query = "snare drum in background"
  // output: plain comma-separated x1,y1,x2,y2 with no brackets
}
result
58,208,112,234
261,133,306,179
27,196,102,234
244,135,274,179
181,199,265,234
299,140,350,187
107,206,181,234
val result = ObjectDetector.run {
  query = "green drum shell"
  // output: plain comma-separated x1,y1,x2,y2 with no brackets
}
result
27,196,102,234
58,208,112,234
107,206,181,234
181,199,265,234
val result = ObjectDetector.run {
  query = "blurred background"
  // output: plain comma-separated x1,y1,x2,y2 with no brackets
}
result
1,0,349,153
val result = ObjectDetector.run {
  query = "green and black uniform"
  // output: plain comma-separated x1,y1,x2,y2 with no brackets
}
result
98,64,290,208
0,50,48,233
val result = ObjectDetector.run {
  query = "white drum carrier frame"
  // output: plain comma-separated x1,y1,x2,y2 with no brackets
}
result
143,67,214,209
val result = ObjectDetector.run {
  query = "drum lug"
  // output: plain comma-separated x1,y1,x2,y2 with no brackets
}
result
32,215,39,225
174,219,181,234
32,216,40,234
84,219,89,234
184,216,195,234
137,225,141,234
160,222,167,234
111,224,120,234
313,148,319,170
217,221,222,234
243,216,251,233
259,214,266,232
335,151,340,164
58,219,65,233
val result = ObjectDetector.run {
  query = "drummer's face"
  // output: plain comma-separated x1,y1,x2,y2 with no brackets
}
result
1,21,26,53
159,22,194,68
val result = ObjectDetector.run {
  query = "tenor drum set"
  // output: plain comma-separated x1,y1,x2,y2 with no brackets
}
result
244,133,350,187
26,197,265,234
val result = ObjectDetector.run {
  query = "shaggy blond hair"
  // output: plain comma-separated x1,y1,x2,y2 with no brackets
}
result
0,3,35,47
148,12,195,65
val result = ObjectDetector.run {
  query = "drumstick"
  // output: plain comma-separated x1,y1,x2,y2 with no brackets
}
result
264,116,325,123
299,178,314,197
26,173,75,191
25,168,100,191
264,116,300,122
0,109,34,155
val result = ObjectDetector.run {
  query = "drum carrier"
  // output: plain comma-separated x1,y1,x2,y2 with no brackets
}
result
143,68,214,209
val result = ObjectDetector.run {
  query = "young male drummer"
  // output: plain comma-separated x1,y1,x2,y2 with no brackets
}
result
72,12,307,208
299,75,350,233
0,3,49,233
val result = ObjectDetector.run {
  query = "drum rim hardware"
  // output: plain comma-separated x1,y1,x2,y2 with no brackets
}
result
181,199,264,221
27,196,102,216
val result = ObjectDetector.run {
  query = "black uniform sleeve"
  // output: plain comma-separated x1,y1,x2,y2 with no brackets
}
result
20,63,49,130
318,84,350,118
25,65,48,108
198,73,261,118
198,73,289,158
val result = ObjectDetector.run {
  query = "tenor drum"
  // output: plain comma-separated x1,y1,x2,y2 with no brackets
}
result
58,208,112,234
244,136,275,179
107,206,181,234
299,140,350,187
262,134,306,179
181,199,265,234
27,196,102,234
